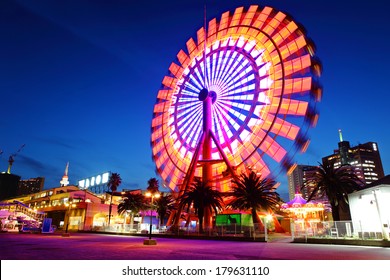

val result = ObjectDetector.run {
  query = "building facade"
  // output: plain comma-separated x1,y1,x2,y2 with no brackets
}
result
0,185,164,233
288,164,318,201
287,164,331,216
1,185,115,231
18,177,45,196
322,140,385,185
0,173,21,201
348,175,390,239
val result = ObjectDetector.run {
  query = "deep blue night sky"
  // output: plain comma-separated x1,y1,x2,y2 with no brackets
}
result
1,0,389,200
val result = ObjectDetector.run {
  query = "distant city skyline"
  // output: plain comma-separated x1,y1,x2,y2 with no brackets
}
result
1,0,389,200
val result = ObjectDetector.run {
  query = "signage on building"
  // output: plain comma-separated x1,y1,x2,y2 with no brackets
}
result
78,172,110,190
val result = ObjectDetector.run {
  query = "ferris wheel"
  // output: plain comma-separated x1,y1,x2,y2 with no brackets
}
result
151,5,322,192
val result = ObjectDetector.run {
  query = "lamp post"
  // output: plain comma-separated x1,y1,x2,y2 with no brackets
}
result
62,199,75,237
143,192,160,245
83,198,91,231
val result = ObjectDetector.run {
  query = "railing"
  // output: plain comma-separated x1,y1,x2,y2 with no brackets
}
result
292,220,390,240
0,201,46,222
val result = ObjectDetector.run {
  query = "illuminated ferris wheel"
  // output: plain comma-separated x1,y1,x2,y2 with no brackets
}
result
151,5,322,192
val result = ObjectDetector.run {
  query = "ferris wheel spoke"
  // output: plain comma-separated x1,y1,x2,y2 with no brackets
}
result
221,102,253,121
177,113,202,143
216,51,239,84
220,56,247,87
180,85,200,96
176,100,199,113
213,55,231,86
219,89,257,102
176,109,201,130
177,109,202,137
213,114,234,153
189,67,205,90
224,76,256,94
187,121,203,148
214,107,240,139
213,104,232,134
224,63,252,89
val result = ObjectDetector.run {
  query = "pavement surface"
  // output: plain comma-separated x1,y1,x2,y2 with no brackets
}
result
1,232,390,260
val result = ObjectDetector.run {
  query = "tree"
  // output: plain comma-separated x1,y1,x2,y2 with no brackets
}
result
146,177,159,194
107,172,122,225
117,192,146,228
155,193,175,226
178,178,223,233
228,171,280,226
306,162,363,221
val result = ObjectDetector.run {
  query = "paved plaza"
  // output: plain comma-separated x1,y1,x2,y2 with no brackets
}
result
1,232,390,260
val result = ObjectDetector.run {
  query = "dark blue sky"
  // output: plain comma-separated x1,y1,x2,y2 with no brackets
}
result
1,0,389,200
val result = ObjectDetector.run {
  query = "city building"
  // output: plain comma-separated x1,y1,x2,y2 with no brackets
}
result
0,185,165,233
287,164,318,201
287,164,331,218
0,172,21,201
322,130,385,185
18,177,45,196
1,185,117,231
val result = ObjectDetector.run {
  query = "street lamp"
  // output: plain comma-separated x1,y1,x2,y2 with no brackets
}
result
143,192,160,245
62,200,76,237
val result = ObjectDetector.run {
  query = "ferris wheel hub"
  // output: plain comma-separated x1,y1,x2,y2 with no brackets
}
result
198,88,208,101
198,88,217,104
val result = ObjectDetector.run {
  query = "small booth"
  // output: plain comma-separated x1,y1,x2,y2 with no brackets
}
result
348,183,390,240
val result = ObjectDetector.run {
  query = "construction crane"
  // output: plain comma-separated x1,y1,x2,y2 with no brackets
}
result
7,144,25,174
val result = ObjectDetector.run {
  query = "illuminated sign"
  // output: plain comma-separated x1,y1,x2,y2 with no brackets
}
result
78,172,110,190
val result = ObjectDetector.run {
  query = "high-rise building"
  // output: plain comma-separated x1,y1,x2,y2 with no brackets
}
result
287,164,331,212
288,164,317,200
18,177,45,195
322,130,384,185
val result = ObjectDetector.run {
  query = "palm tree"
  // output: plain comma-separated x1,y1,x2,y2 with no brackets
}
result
178,178,223,233
117,192,146,229
107,172,122,225
306,162,363,221
228,171,280,227
155,193,175,227
146,177,159,194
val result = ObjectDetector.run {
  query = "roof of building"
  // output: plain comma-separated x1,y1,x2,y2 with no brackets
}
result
286,193,307,206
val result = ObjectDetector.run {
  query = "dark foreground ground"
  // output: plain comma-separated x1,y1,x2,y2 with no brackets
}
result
1,232,390,260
